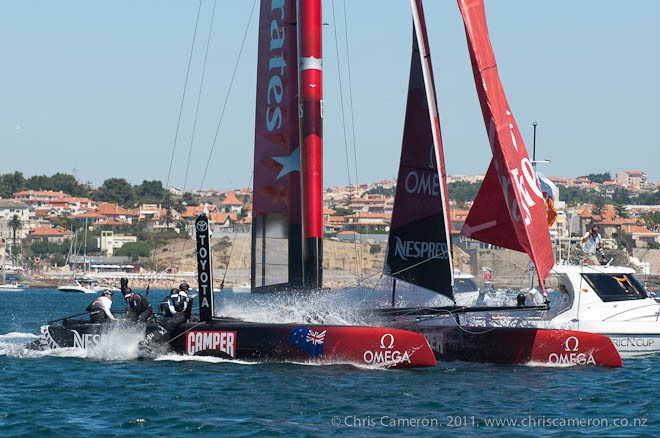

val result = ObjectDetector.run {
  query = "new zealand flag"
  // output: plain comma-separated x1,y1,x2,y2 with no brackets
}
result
288,326,325,357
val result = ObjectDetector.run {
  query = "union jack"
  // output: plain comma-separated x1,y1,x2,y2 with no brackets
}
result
306,329,326,345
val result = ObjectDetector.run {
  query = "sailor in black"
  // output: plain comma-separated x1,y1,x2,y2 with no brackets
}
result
177,282,193,321
161,288,189,318
123,287,153,323
86,290,116,323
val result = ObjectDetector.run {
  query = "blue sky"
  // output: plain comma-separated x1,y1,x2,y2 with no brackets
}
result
1,0,658,192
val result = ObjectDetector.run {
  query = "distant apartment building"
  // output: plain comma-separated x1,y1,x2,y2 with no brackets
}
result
0,200,32,241
13,190,96,214
98,231,138,256
616,170,647,189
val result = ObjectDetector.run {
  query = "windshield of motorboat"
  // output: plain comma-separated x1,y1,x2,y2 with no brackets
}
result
581,273,651,302
453,277,479,293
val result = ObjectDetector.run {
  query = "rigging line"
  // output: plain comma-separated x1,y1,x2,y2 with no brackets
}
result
389,249,451,278
198,0,258,191
341,0,366,283
219,172,254,290
165,0,204,190
183,0,218,194
331,0,361,284
342,0,360,192
331,0,352,188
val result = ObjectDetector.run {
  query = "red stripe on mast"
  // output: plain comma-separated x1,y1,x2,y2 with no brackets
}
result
298,0,323,239
298,0,323,288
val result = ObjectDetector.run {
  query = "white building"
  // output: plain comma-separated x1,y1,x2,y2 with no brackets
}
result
0,200,32,241
98,231,138,256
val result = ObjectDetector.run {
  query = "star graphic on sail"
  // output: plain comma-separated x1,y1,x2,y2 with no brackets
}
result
272,146,300,179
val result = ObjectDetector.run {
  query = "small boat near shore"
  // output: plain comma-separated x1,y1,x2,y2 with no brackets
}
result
58,277,120,294
0,282,27,291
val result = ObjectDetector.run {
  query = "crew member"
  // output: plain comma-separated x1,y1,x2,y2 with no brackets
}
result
581,225,602,265
556,284,571,312
161,288,189,318
86,290,116,323
123,287,153,323
178,282,193,321
157,288,189,337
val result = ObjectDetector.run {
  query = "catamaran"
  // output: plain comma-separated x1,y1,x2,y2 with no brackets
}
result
29,0,441,369
31,0,626,368
368,0,618,367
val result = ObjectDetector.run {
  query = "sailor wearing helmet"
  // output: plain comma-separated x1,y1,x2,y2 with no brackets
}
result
160,288,188,318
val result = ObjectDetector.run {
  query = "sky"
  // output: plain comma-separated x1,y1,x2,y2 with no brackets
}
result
0,0,658,192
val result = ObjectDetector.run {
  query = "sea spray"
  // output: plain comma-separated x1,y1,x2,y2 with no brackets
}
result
215,287,386,326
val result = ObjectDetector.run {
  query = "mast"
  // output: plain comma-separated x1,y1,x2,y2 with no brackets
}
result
410,0,454,281
195,214,214,321
297,0,323,289
384,0,453,300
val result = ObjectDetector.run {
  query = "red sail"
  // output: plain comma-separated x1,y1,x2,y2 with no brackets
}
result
457,0,554,286
385,0,453,298
251,0,302,290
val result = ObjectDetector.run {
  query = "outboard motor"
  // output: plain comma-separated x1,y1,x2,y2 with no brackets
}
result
516,293,526,307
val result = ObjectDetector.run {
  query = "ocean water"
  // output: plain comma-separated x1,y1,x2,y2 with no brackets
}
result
0,289,658,437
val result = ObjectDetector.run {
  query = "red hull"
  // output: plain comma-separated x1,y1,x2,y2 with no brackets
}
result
417,326,622,367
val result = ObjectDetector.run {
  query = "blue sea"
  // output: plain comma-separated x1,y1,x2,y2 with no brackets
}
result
1,289,657,437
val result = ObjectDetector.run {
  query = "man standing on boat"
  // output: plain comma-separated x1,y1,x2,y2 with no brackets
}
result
86,290,116,323
581,225,603,265
177,282,193,321
123,288,153,323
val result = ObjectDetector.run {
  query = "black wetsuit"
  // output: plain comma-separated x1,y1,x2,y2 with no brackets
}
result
125,293,153,323
85,296,115,323
158,295,188,332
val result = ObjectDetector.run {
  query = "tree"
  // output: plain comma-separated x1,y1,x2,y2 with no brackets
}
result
95,178,135,206
332,207,354,216
614,202,628,219
0,172,26,198
181,192,200,206
50,213,79,232
369,244,382,255
642,211,660,232
447,181,480,203
135,180,169,205
115,241,155,260
591,197,605,216
7,214,22,249
365,186,395,198
578,172,611,184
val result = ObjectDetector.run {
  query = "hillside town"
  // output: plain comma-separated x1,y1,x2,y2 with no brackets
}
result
1,169,659,287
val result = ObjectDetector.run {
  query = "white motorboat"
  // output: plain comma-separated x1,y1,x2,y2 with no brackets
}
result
0,282,27,291
462,264,660,357
57,278,98,293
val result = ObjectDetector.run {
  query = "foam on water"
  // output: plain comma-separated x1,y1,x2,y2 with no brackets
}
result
216,289,380,326
0,324,146,361
154,353,257,365
0,332,41,357
0,332,38,340
86,325,145,361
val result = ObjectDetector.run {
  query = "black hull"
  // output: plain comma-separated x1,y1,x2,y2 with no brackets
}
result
35,318,437,368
